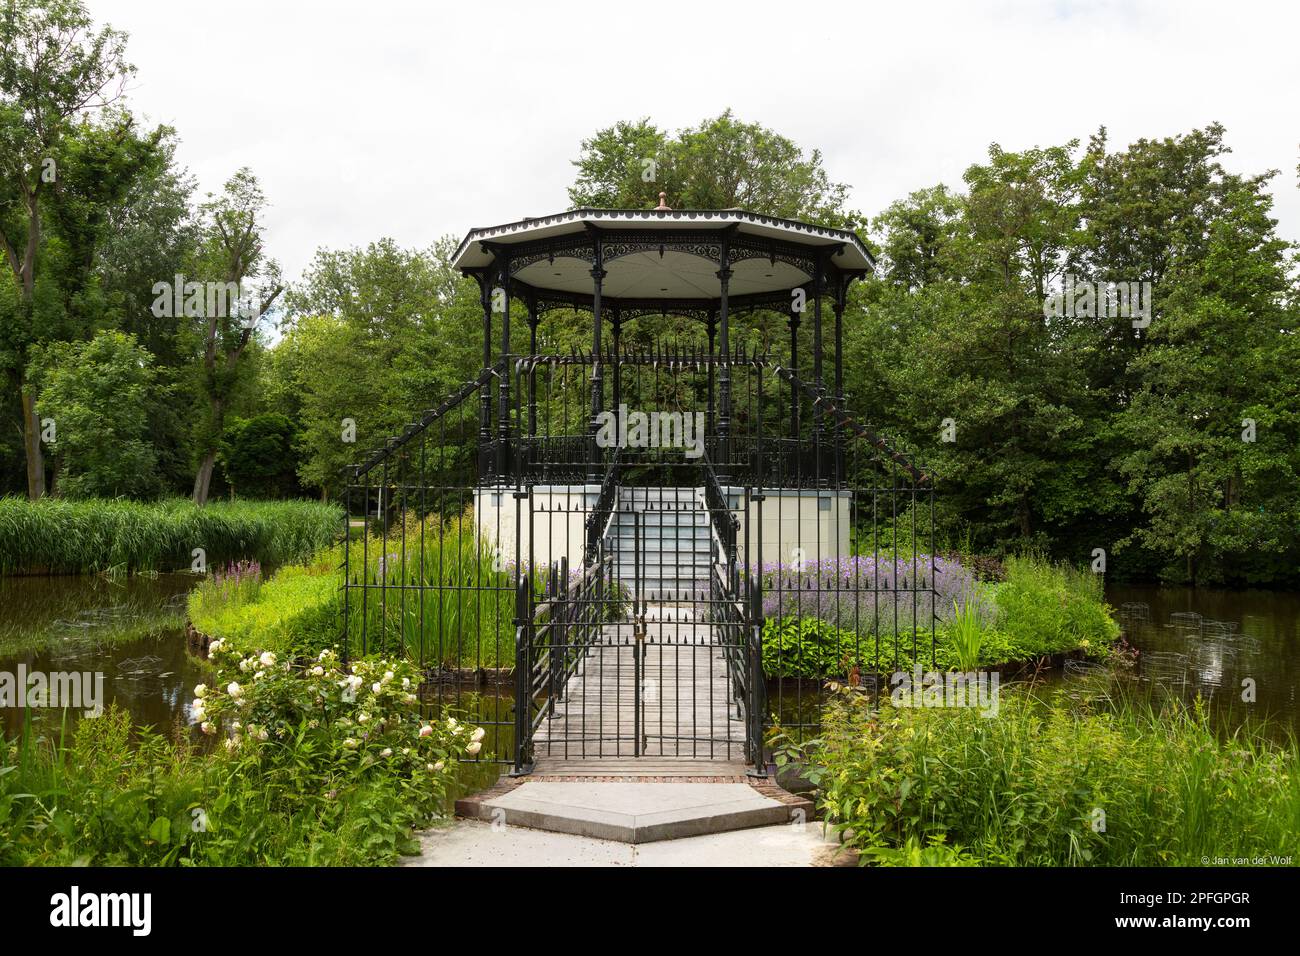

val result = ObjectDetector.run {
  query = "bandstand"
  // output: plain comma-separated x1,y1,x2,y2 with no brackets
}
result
342,198,936,776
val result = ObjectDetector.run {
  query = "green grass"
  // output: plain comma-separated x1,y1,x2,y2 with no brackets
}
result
0,496,342,576
786,684,1300,866
190,515,524,667
189,556,341,658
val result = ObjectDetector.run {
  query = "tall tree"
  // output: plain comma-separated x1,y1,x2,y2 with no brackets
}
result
569,110,861,228
188,168,282,505
0,0,133,498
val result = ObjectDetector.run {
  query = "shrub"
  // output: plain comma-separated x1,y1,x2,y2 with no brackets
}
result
992,553,1119,656
0,649,474,866
785,686,1300,866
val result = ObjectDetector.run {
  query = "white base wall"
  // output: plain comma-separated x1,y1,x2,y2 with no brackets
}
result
474,485,851,575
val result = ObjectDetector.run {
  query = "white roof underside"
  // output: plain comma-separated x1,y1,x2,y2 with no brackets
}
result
452,208,873,300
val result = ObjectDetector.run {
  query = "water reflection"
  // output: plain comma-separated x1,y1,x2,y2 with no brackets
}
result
0,574,205,739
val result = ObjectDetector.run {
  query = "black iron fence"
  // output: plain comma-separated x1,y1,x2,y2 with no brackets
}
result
342,351,936,772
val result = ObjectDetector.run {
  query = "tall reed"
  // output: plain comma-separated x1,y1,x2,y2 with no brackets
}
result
0,497,341,576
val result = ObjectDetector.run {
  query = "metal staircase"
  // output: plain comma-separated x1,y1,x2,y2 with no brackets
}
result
608,487,714,603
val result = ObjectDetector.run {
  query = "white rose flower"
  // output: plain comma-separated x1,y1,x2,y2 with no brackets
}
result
380,748,393,758
358,713,370,724
227,682,243,699
342,737,358,750
259,651,277,668
371,682,382,694
208,639,224,654
383,671,394,683
465,741,482,756
418,725,433,738
194,684,208,698
471,727,486,743
200,721,214,735
311,666,324,677
433,760,445,771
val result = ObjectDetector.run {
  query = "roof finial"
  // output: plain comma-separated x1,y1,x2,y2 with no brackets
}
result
655,191,671,211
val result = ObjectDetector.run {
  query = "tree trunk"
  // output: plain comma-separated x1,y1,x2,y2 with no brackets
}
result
21,386,45,500
192,448,218,506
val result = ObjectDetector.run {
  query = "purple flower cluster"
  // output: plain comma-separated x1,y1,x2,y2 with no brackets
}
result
759,554,988,635
212,559,262,599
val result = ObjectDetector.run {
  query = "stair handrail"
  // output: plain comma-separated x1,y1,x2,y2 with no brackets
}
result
700,448,739,589
349,365,499,480
583,443,624,563
770,364,931,485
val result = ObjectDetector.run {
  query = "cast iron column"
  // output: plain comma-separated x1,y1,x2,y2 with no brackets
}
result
833,278,845,486
527,298,539,439
811,254,825,484
588,237,606,481
706,311,717,439
496,263,513,480
717,237,733,481
478,273,493,480
611,309,622,415
788,303,800,444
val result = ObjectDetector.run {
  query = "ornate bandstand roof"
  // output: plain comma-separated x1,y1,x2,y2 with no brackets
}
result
452,205,874,314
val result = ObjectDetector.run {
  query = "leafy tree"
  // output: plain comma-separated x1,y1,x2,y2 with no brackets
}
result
569,110,861,228
219,412,298,499
187,167,283,505
27,329,157,497
1114,180,1297,583
0,0,136,498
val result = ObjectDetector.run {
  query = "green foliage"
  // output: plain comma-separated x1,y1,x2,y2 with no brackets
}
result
783,686,1300,866
191,516,523,668
992,554,1119,656
28,330,159,497
0,650,472,865
0,496,340,574
568,109,861,228
342,513,518,668
948,599,986,671
219,412,299,498
189,556,340,658
851,123,1300,584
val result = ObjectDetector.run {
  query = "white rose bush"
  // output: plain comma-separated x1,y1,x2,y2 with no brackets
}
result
191,642,483,861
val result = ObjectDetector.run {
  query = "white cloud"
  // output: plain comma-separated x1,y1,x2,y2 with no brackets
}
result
94,0,1300,280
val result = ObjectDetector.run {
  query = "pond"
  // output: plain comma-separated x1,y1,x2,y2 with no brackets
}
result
3,575,1299,749
0,574,205,740
1102,582,1300,736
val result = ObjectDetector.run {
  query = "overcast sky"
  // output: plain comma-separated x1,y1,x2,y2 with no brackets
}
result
94,0,1300,281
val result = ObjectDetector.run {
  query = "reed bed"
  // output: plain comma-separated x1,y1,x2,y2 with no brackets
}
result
0,497,341,576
